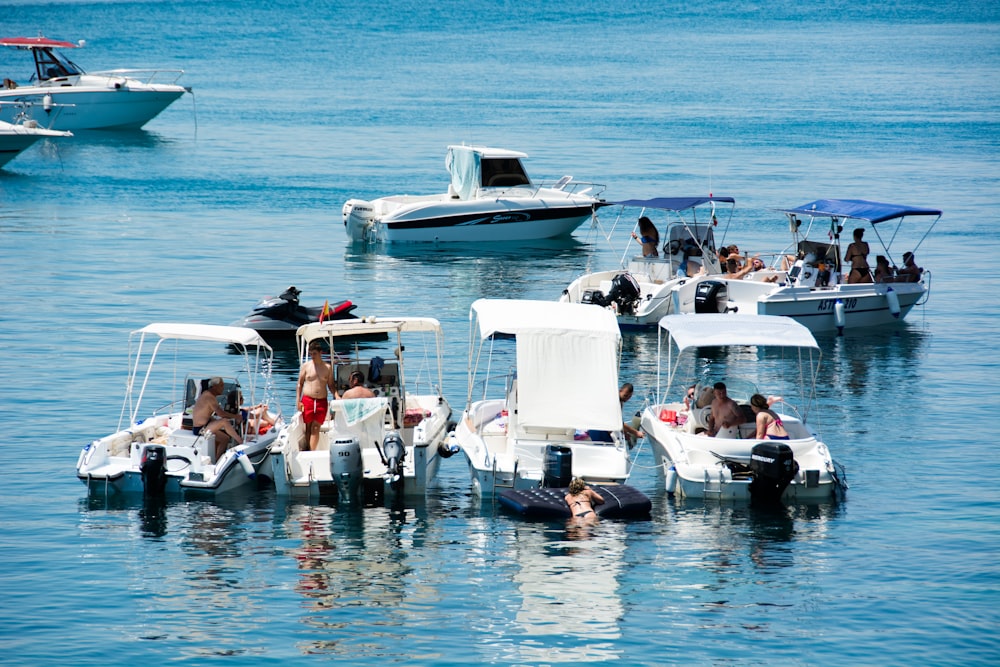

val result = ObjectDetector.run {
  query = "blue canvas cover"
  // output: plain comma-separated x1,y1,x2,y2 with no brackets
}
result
782,199,941,224
612,196,736,211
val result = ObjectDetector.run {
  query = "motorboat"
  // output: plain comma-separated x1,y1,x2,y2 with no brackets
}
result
671,199,941,333
451,299,632,499
0,36,189,130
342,145,605,243
640,314,848,503
229,286,358,341
77,323,283,497
0,116,71,168
559,196,733,330
270,316,454,505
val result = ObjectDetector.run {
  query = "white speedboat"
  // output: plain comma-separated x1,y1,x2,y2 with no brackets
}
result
559,196,732,330
271,316,454,505
671,199,941,333
0,36,189,130
452,299,631,498
77,324,283,498
640,314,847,502
342,145,605,243
0,116,71,168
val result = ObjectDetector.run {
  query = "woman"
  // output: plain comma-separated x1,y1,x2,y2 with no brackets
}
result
631,216,660,257
750,394,790,440
565,477,604,521
874,255,894,282
844,227,873,284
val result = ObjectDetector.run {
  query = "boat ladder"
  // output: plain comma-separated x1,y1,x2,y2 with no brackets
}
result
491,457,518,497
703,469,724,496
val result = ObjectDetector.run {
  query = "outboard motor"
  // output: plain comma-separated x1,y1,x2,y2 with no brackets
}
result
749,442,799,504
140,444,168,497
330,437,363,504
605,273,641,314
694,280,727,314
380,431,406,489
543,445,573,488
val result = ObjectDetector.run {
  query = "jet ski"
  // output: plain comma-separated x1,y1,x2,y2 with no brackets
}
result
232,286,358,339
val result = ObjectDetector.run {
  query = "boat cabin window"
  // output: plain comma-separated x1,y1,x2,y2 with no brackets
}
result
33,48,80,80
480,157,530,187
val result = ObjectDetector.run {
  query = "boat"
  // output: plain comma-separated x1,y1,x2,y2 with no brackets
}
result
76,324,283,497
270,316,454,505
342,145,606,243
640,314,848,503
229,286,358,341
0,116,71,168
559,196,733,330
670,199,941,333
451,299,632,499
0,36,189,130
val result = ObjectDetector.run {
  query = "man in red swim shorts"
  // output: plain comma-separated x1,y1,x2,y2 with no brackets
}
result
296,339,335,451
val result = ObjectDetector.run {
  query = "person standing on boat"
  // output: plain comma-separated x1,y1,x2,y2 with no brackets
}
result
619,382,643,446
631,216,659,257
565,478,604,522
750,394,790,440
706,382,743,438
844,228,873,284
297,340,335,451
192,377,244,461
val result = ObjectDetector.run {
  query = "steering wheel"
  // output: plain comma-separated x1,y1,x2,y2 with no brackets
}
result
668,239,682,255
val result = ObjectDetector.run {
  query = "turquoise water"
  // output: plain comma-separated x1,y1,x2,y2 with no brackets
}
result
2,1,999,665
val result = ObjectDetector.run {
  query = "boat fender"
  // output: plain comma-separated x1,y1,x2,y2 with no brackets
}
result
665,465,678,496
235,446,255,479
886,286,900,318
42,94,53,113
834,299,846,335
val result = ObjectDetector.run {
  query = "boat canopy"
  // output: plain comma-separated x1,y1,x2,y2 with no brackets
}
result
297,317,442,342
135,323,271,350
781,199,942,225
471,299,622,431
612,196,736,211
658,314,819,353
0,36,79,49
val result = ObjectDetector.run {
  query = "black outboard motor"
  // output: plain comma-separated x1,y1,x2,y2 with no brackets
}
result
380,431,406,489
749,442,799,504
605,273,641,314
543,445,573,488
694,280,728,314
140,444,168,497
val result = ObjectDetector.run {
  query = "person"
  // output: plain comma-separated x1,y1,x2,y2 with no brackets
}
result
297,340,335,451
750,394,790,440
897,251,923,282
706,382,743,438
337,370,375,399
725,256,757,280
631,216,660,258
682,384,697,411
874,255,895,282
749,257,766,272
228,390,276,440
191,377,244,460
844,227,872,284
565,477,604,522
619,382,643,446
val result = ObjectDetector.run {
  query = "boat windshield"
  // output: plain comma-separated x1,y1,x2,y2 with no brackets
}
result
33,47,83,80
479,157,530,188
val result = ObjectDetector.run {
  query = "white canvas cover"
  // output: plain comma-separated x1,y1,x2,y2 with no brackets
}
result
471,299,622,431
445,146,480,201
658,314,819,352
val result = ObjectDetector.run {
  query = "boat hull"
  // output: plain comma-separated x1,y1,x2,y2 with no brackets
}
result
0,86,186,130
377,203,594,243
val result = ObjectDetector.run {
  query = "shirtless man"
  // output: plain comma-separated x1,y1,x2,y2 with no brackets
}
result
191,377,243,460
565,478,604,523
706,382,744,438
337,370,375,399
297,340,335,451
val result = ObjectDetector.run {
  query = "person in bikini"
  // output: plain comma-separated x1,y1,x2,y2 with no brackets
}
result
565,477,604,522
631,216,660,258
750,393,790,440
844,227,873,284
191,376,243,460
297,340,335,451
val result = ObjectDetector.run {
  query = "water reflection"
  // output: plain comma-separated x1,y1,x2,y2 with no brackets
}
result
821,324,930,397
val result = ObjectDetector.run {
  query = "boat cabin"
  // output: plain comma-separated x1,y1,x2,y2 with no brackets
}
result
446,145,533,199
0,37,84,82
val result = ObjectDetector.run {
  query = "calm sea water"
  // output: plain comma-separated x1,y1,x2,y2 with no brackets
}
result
2,1,999,665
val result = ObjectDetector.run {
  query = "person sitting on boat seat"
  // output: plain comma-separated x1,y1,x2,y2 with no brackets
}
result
750,394,790,440
227,389,276,439
192,376,244,460
874,255,895,283
2,78,16,90
565,478,604,523
896,251,923,282
336,370,375,399
706,382,743,438
725,256,756,280
631,216,659,258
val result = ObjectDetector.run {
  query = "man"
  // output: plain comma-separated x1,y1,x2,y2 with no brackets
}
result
619,382,643,446
297,340,335,451
191,376,243,460
706,382,743,438
337,370,375,399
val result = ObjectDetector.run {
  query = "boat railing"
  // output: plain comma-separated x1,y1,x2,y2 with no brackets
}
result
88,68,187,86
487,179,607,200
